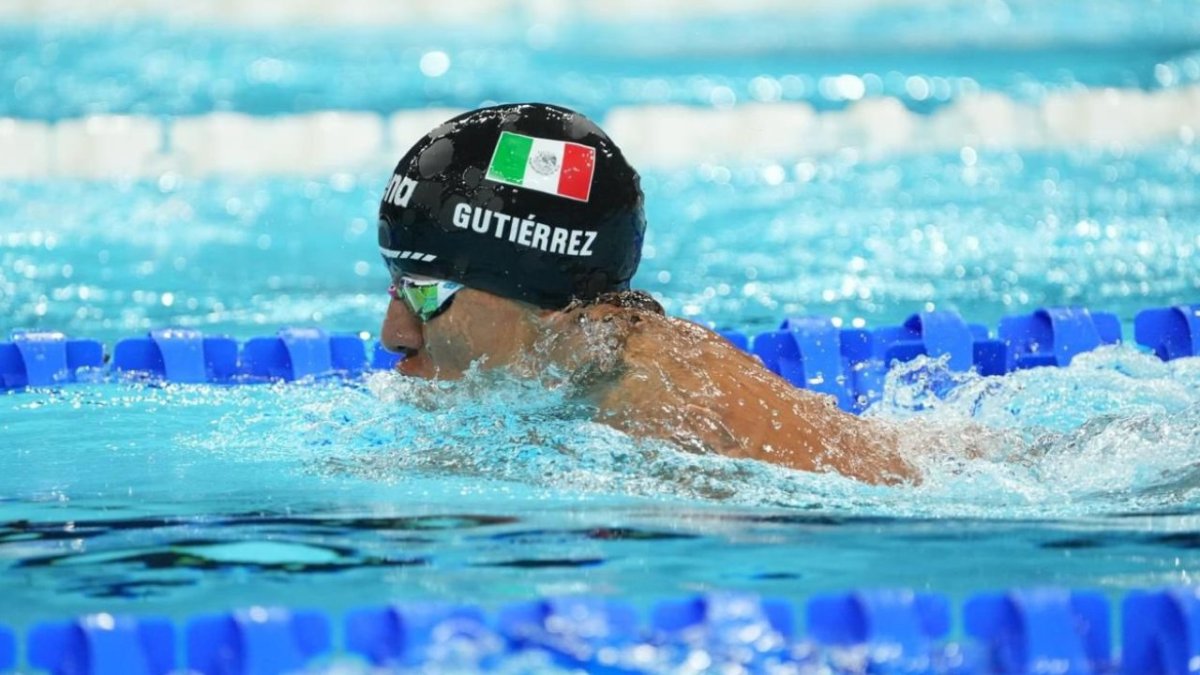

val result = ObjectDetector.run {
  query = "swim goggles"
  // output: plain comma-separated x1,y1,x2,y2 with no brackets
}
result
388,276,464,322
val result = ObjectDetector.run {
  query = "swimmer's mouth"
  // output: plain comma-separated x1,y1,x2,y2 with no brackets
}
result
399,347,419,360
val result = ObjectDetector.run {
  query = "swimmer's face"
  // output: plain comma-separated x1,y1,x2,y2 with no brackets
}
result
379,287,539,379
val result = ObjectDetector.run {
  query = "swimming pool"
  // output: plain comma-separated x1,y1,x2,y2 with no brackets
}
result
2,0,1200,670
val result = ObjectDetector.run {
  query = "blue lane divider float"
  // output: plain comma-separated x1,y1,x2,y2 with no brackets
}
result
241,327,367,381
371,340,403,371
807,589,952,671
11,587,1200,673
7,301,1199,405
186,607,331,675
111,327,372,384
500,597,641,672
753,317,859,410
843,310,1012,407
0,330,104,390
751,310,1016,411
717,329,749,351
999,307,1122,369
651,592,794,642
650,593,796,672
1122,587,1200,674
964,588,1112,675
27,614,175,675
345,602,494,669
840,311,999,374
0,625,13,671
113,329,239,383
1134,304,1200,361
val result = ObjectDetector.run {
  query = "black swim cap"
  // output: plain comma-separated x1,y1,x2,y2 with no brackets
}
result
378,103,645,309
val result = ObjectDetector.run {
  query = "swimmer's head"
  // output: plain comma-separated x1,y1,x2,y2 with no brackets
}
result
378,103,646,309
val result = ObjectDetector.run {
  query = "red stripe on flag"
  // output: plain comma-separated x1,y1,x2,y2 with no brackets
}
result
557,143,595,202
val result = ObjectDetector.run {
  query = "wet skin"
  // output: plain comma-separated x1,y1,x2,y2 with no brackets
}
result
380,288,914,485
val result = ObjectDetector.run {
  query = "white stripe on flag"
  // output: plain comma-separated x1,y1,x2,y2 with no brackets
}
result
520,137,565,195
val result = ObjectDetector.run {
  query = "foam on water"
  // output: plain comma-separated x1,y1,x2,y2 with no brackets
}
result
5,353,1200,621
146,346,1200,520
875,348,1200,516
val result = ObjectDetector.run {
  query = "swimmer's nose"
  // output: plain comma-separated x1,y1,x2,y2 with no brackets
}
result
380,296,425,355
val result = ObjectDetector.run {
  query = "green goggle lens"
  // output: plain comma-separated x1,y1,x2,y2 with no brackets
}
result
389,278,463,322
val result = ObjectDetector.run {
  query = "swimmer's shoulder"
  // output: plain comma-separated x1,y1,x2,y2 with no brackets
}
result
553,290,764,390
571,301,714,353
568,297,916,484
614,310,764,371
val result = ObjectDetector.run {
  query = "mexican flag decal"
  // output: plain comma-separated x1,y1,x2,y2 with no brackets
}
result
485,131,596,202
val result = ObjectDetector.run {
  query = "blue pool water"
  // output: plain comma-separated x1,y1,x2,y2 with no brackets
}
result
2,1,1199,119
4,147,1198,342
1,0,1200,652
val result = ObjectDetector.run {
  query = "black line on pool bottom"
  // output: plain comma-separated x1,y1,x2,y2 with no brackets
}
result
0,512,521,544
476,558,606,569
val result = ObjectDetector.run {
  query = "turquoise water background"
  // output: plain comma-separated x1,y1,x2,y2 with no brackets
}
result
4,147,1198,341
1,1,1199,119
2,2,1200,633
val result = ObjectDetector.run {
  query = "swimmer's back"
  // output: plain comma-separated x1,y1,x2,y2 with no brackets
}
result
575,305,913,484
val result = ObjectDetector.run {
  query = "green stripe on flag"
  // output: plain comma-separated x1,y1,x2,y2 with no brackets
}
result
488,132,533,185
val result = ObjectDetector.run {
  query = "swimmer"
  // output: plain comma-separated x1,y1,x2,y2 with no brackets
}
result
377,103,912,485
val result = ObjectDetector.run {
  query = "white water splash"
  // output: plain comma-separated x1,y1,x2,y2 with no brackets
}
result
867,347,1200,516
167,345,1200,519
